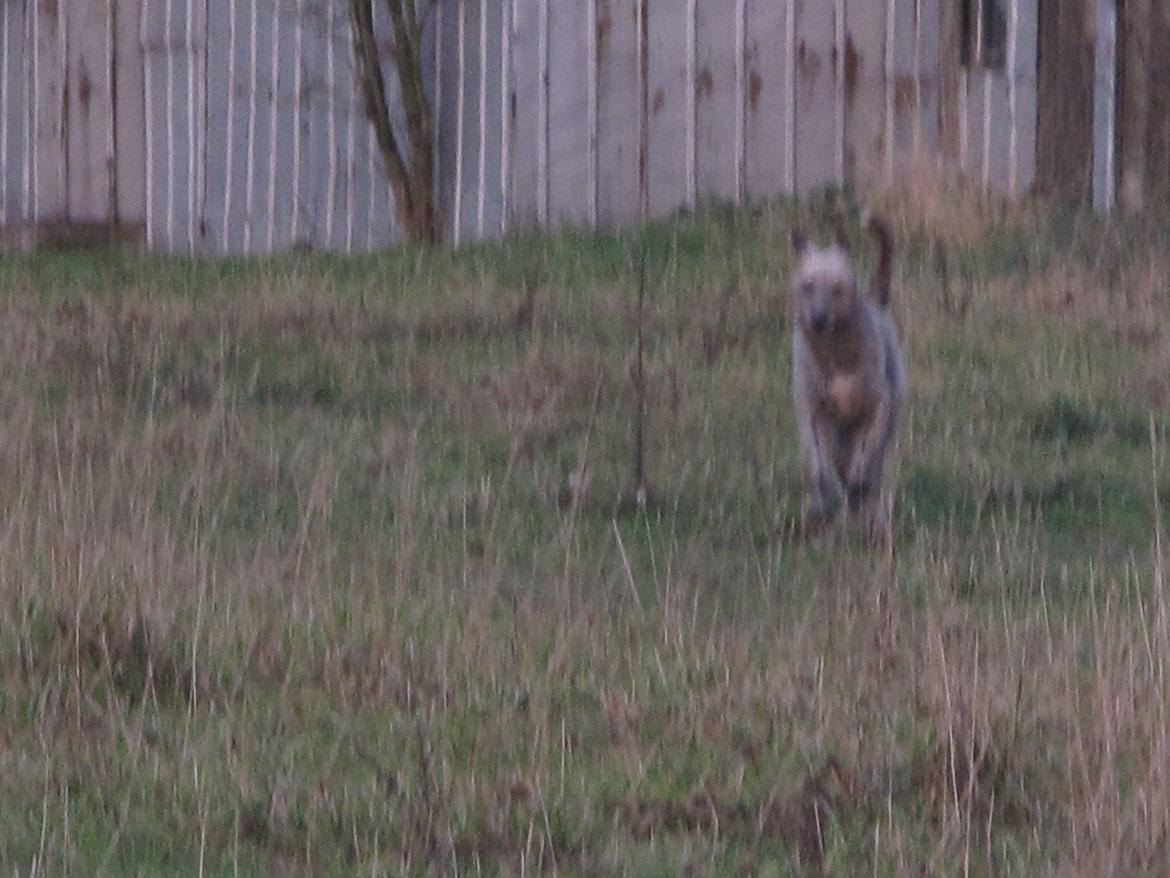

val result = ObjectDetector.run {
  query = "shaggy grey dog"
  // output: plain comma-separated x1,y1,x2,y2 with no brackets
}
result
789,217,907,540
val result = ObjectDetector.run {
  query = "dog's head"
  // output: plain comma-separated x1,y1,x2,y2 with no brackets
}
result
789,228,860,337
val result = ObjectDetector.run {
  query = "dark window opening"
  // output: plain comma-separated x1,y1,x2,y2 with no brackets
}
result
961,0,1007,70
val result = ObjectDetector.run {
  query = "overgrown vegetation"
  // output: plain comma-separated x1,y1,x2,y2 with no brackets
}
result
0,192,1168,875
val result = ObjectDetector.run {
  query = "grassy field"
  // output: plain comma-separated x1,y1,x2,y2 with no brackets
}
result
0,187,1168,876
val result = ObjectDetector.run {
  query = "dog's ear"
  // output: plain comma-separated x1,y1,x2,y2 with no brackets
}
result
790,227,809,256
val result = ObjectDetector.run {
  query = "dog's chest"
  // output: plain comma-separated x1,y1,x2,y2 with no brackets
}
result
823,371,870,424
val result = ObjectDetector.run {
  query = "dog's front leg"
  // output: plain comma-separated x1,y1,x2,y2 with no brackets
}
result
845,395,892,508
806,411,842,522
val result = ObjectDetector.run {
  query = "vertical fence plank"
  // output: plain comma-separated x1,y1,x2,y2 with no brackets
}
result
342,10,357,253
743,0,789,202
834,0,845,183
685,0,696,207
216,0,239,250
1,0,30,222
508,0,540,231
0,0,8,221
694,0,738,204
195,0,209,251
186,0,200,250
960,73,980,176
793,0,836,192
842,0,886,187
301,0,332,250
476,0,489,237
242,0,260,250
1009,0,1039,196
983,72,1012,191
441,0,463,241
202,0,231,251
914,0,941,159
66,0,114,220
290,0,306,244
1093,0,1117,213
455,0,479,241
25,0,35,216
270,0,301,251
886,0,917,178
35,0,66,220
937,0,960,165
498,0,511,237
646,0,688,217
164,0,176,246
1149,5,1170,197
547,0,591,228
142,0,168,247
595,0,640,228
734,0,745,203
479,1,504,238
266,0,282,251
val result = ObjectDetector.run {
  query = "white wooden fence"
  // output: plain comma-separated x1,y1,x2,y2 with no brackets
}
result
0,0,1119,255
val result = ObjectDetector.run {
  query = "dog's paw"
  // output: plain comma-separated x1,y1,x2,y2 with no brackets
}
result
806,493,839,526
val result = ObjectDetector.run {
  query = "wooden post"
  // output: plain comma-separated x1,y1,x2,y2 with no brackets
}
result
1118,0,1150,212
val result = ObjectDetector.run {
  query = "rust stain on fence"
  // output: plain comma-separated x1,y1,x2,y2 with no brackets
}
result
748,70,763,112
797,43,822,95
843,36,860,100
597,0,612,52
696,66,713,99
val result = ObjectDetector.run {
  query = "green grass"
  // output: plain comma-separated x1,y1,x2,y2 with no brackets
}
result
0,195,1169,875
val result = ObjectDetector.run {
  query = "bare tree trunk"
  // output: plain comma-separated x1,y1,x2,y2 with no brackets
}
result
347,0,439,242
1119,0,1150,213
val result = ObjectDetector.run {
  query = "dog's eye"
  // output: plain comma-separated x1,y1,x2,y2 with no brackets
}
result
831,284,844,299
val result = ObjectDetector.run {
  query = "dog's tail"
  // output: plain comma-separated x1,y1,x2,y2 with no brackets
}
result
865,214,893,307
